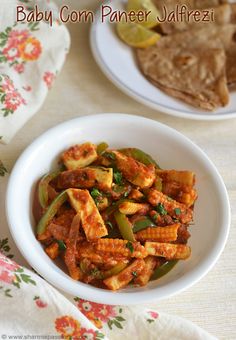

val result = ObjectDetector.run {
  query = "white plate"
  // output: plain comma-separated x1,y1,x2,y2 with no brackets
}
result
90,0,236,120
6,114,230,305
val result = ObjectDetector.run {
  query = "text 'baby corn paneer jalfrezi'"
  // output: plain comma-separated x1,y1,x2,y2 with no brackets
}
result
34,142,197,290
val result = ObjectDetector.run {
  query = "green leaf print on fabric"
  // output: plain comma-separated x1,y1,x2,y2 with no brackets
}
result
0,286,13,298
0,238,13,258
0,161,7,177
12,267,36,288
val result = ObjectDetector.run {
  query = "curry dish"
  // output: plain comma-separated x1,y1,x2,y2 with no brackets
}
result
34,142,197,290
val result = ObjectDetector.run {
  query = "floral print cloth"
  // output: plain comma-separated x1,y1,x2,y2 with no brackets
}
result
0,0,70,143
0,171,217,339
0,251,217,340
0,252,106,339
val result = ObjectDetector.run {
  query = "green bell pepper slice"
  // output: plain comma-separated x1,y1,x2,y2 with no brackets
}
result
36,190,68,235
119,148,160,168
151,260,178,281
56,239,67,251
114,210,135,242
38,171,60,209
133,216,156,233
102,262,127,279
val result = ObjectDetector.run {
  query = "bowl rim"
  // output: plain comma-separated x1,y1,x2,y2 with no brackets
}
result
6,113,231,305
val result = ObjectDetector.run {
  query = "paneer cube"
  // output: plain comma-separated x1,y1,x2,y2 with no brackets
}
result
113,151,155,188
56,167,113,190
67,189,108,240
62,142,97,170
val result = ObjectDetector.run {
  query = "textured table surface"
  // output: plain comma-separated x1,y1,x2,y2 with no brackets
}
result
0,1,236,339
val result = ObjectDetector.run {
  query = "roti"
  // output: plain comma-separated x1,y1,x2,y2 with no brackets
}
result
137,46,228,111
137,23,236,84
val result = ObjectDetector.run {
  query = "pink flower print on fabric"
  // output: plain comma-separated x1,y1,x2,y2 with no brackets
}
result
0,253,19,284
148,311,159,319
14,63,25,73
75,298,125,329
8,29,29,46
0,74,26,116
80,327,97,340
34,296,48,308
2,44,20,62
0,27,42,70
43,71,55,89
4,91,26,111
77,299,116,323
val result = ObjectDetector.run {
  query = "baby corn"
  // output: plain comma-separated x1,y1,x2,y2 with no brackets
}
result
134,256,156,286
119,201,149,215
147,189,193,224
145,241,191,260
103,259,145,290
135,224,180,242
95,238,148,258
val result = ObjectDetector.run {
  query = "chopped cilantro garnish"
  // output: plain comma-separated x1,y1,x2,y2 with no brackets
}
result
155,203,167,216
126,241,134,253
132,271,138,278
123,191,129,198
57,240,66,251
174,208,181,215
90,188,102,205
91,188,101,198
90,268,100,277
114,171,123,185
153,213,159,220
104,152,116,160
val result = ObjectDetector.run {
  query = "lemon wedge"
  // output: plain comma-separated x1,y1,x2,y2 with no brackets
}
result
117,21,160,48
127,0,160,28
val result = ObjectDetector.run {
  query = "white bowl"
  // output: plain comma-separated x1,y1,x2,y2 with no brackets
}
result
6,114,230,305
